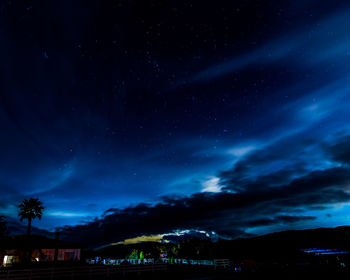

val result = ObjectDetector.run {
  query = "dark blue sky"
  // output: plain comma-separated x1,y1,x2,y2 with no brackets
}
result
1,0,350,245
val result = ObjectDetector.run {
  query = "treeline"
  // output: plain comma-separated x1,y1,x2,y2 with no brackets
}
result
93,226,350,262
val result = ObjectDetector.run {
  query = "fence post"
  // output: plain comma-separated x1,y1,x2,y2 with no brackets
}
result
137,266,141,277
50,267,54,280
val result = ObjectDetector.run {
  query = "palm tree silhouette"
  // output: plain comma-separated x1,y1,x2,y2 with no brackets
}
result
18,198,44,236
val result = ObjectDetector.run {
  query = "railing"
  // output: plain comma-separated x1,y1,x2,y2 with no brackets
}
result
214,259,230,269
88,258,215,266
0,264,168,280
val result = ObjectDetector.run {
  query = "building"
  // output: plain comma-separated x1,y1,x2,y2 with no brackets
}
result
0,235,81,266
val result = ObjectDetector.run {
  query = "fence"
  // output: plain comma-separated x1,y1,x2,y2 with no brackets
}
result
214,259,230,269
0,264,168,280
88,258,215,266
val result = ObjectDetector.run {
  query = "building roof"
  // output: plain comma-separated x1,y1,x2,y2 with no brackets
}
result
0,235,82,250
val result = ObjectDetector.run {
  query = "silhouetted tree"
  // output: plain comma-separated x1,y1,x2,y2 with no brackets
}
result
129,249,139,260
18,198,44,236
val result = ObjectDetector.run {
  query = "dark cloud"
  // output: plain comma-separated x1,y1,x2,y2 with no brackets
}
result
219,133,325,192
237,215,316,228
327,135,350,164
60,163,350,247
58,131,350,247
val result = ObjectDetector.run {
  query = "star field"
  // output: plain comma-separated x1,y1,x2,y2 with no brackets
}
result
1,0,350,245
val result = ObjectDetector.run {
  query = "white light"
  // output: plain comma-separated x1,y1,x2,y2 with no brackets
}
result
48,211,87,217
3,255,8,265
228,146,255,157
201,177,221,193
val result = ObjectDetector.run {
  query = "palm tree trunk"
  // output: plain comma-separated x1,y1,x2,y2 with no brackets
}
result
27,217,32,263
27,217,32,236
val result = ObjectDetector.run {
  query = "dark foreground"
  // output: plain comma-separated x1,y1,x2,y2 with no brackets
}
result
1,264,350,280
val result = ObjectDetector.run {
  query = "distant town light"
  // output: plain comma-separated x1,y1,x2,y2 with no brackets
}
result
3,255,8,266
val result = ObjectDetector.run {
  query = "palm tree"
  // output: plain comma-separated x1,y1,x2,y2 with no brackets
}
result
18,198,44,236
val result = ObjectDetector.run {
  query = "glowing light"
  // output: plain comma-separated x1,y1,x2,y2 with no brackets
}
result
111,234,166,245
301,248,350,255
47,211,87,217
228,146,256,157
201,177,221,193
110,229,219,246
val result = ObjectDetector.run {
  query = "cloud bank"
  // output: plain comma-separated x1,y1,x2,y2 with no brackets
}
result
60,133,350,247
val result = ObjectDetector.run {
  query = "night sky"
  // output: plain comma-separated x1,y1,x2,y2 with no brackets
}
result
1,0,350,246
